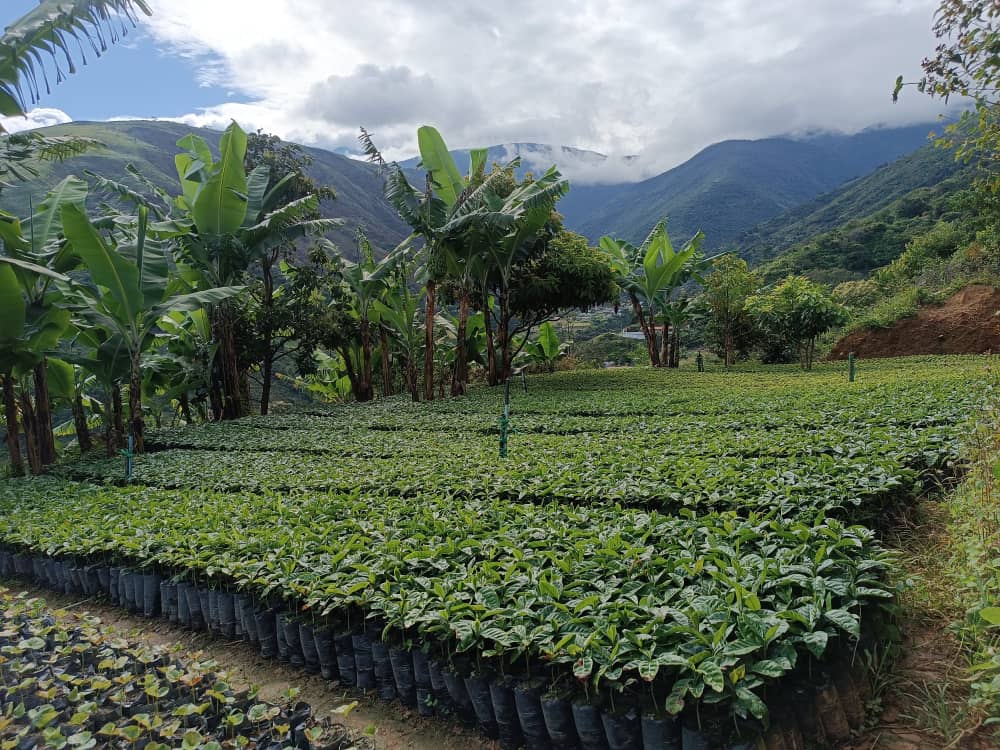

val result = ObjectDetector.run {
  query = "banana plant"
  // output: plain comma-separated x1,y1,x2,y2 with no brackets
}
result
476,167,569,383
332,230,403,402
516,321,570,373
146,309,217,424
61,203,244,452
598,221,705,367
372,281,423,402
0,190,81,474
166,122,341,419
361,125,514,399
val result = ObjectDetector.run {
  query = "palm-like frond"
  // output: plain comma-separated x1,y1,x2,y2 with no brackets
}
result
357,126,387,172
0,131,100,190
0,0,152,118
84,167,168,218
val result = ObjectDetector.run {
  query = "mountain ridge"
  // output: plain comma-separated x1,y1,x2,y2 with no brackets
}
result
2,119,948,272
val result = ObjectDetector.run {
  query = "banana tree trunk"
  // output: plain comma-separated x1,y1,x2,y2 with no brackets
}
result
2,372,24,477
659,321,670,367
483,298,498,386
33,360,56,466
213,303,244,420
18,390,41,475
179,393,193,424
112,383,125,451
359,317,374,402
209,373,223,422
423,281,436,401
451,292,470,397
260,354,273,416
405,354,419,402
72,390,92,454
670,326,681,368
129,351,144,454
380,327,393,397
260,255,275,416
631,294,659,367
498,292,514,383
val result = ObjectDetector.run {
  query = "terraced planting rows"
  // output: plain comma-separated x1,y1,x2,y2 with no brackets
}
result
0,357,988,749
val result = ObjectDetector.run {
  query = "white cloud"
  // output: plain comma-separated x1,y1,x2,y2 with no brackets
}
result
0,107,72,133
140,0,954,183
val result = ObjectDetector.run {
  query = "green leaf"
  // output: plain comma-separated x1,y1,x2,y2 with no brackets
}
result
416,125,465,207
699,660,725,693
192,122,249,236
978,607,1000,626
823,608,860,638
62,203,142,324
802,630,828,658
0,262,25,342
46,357,74,400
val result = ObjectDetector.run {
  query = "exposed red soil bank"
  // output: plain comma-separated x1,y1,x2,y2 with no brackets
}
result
829,284,1000,359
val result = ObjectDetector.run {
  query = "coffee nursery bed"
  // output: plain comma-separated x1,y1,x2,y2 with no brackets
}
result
0,357,989,749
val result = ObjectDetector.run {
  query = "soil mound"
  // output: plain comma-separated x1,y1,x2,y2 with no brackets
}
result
829,284,1000,360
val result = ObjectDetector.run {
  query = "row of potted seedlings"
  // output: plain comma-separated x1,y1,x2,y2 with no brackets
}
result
1,546,874,750
0,585,371,750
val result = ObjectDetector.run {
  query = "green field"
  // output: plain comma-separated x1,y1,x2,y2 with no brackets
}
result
0,357,988,745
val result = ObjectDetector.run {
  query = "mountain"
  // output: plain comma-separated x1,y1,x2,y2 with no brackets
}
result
752,149,973,284
559,124,941,248
398,142,639,185
738,142,968,267
2,120,410,257
1,120,947,273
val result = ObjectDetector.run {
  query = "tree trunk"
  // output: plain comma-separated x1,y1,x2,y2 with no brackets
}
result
213,303,244,420
209,371,224,422
631,294,659,367
105,391,115,457
33,360,56,466
2,372,24,477
380,328,393,397
359,317,374,402
669,325,680,368
18,390,41,475
724,326,734,367
72,391,92,454
499,293,514,382
112,383,125,451
659,321,670,367
451,292,470,396
260,355,273,416
129,351,144,454
179,393,193,425
423,281,436,401
484,298,498,386
260,255,276,416
405,355,420,402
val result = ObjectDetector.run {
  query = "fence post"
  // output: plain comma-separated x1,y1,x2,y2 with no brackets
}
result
848,352,856,383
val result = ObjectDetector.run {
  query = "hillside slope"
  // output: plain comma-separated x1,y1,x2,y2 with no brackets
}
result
563,124,939,247
828,285,1000,359
739,143,968,267
2,120,410,256
2,120,942,264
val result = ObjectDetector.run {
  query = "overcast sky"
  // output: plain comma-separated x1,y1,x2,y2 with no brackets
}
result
4,0,958,182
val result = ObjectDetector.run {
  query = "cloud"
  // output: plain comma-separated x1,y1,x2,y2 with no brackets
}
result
0,107,72,133
140,0,953,183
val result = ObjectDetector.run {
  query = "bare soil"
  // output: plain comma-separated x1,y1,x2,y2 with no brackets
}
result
1,582,494,750
829,284,1000,360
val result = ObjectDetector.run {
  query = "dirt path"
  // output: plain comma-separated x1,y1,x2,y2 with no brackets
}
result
0,581,494,750
841,501,995,750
